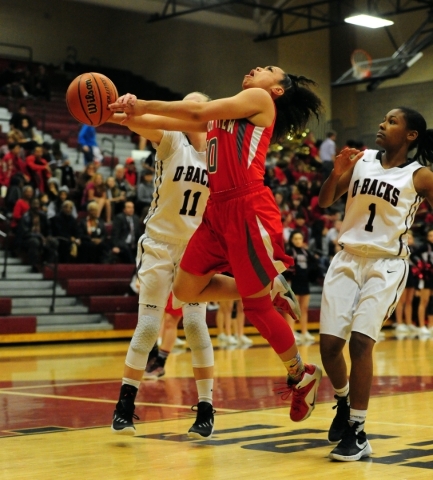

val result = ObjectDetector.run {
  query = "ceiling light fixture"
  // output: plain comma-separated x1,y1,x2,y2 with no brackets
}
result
344,14,394,29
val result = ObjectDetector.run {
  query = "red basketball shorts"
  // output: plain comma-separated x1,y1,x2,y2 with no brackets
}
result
180,183,293,297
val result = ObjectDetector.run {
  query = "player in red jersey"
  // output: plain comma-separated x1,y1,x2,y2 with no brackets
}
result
110,66,323,422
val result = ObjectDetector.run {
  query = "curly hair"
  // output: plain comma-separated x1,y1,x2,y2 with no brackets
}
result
272,73,323,144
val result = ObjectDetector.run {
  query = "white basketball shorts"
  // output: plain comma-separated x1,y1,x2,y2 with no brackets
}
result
320,250,408,342
136,233,188,307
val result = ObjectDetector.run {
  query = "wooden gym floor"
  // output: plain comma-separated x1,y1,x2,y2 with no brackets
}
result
0,330,432,479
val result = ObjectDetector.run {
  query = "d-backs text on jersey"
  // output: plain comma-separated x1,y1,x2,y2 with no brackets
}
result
352,177,400,206
173,165,208,187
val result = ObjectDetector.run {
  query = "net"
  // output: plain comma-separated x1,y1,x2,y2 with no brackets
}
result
351,49,372,80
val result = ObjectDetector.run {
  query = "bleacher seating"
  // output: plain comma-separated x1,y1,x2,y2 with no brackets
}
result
0,316,36,334
0,57,183,168
43,264,135,280
0,298,12,315
61,278,131,296
0,55,325,340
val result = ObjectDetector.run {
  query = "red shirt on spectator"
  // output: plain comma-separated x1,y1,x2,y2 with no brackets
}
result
26,146,51,193
11,198,30,228
124,158,138,187
0,149,29,187
124,169,138,187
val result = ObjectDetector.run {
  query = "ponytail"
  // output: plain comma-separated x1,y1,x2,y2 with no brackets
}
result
398,106,433,166
272,74,323,144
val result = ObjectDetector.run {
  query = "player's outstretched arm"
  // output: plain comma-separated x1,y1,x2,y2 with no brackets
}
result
318,147,363,208
107,113,205,144
110,89,273,127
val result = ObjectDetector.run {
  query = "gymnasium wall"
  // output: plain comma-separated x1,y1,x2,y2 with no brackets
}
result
357,81,433,149
0,0,278,99
278,28,331,140
329,9,433,146
0,0,432,147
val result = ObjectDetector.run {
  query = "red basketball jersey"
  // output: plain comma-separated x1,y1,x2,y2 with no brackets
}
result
206,115,275,193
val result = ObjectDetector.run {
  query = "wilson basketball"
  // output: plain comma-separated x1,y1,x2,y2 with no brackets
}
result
66,72,118,126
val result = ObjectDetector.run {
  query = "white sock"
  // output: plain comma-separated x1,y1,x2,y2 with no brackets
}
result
196,379,213,404
122,377,141,389
334,383,350,400
350,408,367,429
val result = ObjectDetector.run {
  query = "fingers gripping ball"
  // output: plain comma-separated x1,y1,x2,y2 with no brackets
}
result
66,72,118,126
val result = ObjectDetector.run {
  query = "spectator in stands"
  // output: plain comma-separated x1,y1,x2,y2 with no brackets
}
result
264,165,283,192
48,140,66,184
105,176,126,222
10,184,33,230
7,125,34,153
303,130,322,170
38,192,49,215
274,188,290,220
411,229,433,337
291,211,310,244
285,230,318,344
78,125,101,166
113,164,134,212
19,118,39,153
6,124,24,144
16,197,58,271
0,143,29,190
266,148,281,168
60,158,76,192
50,140,68,167
111,201,141,264
50,200,80,263
81,172,110,222
41,141,53,163
319,130,337,180
124,158,138,189
47,185,77,219
0,63,31,99
288,192,309,223
296,175,311,200
77,201,110,264
216,300,238,345
325,218,342,259
47,177,60,202
9,104,35,131
76,162,96,202
309,218,331,276
32,64,51,101
26,144,51,194
135,167,154,218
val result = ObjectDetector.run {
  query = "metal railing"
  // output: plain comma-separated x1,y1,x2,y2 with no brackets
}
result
101,136,116,175
0,213,9,279
0,213,60,313
43,250,59,313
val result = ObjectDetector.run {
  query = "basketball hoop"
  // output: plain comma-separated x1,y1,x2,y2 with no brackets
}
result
351,49,372,80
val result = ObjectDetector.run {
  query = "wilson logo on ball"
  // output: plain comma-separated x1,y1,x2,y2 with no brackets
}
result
66,72,118,126
84,78,98,115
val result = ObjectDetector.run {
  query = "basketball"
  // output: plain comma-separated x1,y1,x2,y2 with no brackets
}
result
66,72,118,126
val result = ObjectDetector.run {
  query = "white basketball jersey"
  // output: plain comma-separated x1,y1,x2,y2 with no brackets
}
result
143,131,209,244
338,149,424,258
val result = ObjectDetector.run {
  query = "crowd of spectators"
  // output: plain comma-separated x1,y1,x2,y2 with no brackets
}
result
2,93,432,282
0,101,150,269
0,62,51,101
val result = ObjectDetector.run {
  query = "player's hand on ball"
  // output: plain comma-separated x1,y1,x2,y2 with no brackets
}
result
109,94,137,112
334,147,363,176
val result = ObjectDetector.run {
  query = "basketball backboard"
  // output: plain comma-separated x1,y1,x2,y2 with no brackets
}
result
332,52,424,90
